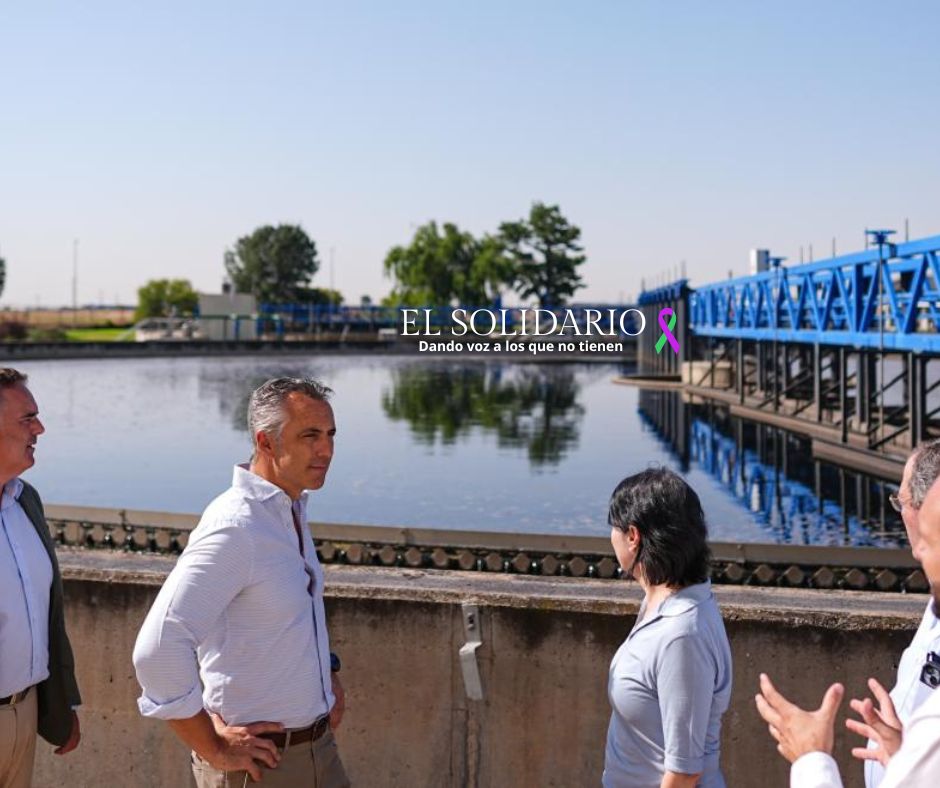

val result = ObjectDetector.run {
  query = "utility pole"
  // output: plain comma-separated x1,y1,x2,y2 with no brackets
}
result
72,239,79,327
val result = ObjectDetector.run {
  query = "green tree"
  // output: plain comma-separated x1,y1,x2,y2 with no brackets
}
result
383,221,514,306
381,364,584,466
500,202,586,306
224,224,319,303
294,286,344,306
135,279,198,320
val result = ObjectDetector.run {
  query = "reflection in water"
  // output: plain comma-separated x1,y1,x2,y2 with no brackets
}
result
381,364,585,466
197,363,324,433
18,356,909,541
638,389,906,547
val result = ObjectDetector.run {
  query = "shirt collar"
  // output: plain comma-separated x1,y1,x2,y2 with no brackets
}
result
1,478,24,510
659,580,713,617
232,464,307,509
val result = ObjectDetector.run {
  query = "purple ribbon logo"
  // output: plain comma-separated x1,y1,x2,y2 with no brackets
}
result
655,308,680,354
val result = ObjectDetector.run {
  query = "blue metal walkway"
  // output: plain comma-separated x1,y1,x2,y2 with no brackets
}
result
688,235,940,352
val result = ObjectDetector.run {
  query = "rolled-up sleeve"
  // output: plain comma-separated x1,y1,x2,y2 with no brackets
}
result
656,634,715,775
133,521,253,719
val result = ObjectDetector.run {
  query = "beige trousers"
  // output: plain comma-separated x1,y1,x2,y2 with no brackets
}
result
0,687,37,788
192,728,350,788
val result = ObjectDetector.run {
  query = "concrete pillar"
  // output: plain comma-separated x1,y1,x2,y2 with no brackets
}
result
813,344,822,423
910,353,924,447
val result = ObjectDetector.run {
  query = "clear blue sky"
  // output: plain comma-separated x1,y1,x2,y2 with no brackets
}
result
1,0,938,307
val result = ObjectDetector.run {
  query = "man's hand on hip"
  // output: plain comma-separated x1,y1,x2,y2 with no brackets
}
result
755,673,844,763
169,709,283,783
54,711,81,755
208,712,285,781
330,674,346,730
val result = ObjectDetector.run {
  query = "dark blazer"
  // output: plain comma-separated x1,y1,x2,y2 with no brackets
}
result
18,481,82,746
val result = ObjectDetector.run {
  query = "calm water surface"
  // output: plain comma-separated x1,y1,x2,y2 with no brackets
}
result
17,356,905,545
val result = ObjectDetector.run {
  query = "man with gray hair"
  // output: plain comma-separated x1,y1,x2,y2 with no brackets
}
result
0,368,81,787
755,468,940,787
858,438,940,786
134,377,349,787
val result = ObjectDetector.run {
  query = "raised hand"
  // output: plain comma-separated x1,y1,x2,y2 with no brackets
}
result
846,678,903,766
755,673,844,763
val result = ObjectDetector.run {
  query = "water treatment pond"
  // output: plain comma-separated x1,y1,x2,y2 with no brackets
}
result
18,355,905,546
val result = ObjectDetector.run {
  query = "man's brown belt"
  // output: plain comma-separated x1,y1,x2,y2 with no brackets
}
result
259,715,330,748
0,688,30,706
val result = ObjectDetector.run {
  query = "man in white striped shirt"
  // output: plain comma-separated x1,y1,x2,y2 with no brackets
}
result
134,378,349,787
755,472,940,788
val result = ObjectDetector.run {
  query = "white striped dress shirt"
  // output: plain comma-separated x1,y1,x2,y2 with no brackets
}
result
0,477,52,698
133,465,335,728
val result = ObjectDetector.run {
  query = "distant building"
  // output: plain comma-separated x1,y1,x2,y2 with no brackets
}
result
197,292,258,340
749,249,770,275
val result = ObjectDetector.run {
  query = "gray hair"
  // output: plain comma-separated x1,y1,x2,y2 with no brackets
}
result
0,368,28,410
247,377,332,453
909,438,940,508
0,368,27,388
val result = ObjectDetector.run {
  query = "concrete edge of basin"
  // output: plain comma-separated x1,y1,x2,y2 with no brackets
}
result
58,548,925,632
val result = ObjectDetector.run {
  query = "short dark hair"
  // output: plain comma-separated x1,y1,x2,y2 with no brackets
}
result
608,467,711,586
0,368,27,388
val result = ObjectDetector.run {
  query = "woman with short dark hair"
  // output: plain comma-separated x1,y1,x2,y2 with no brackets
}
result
603,468,732,788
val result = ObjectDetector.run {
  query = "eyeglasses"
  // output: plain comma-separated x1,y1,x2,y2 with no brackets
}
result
889,493,921,514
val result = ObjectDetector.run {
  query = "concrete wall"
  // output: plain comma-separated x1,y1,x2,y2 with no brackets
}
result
34,550,923,788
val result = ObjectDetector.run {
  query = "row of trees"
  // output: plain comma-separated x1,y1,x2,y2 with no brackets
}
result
136,203,585,319
384,202,586,307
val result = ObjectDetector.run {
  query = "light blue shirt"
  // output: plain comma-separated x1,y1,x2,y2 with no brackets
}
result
133,465,334,728
603,581,732,788
0,477,53,698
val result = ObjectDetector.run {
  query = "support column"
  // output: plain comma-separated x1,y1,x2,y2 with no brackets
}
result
773,342,780,412
813,344,822,423
840,348,849,443
858,350,872,432
910,353,924,447
757,343,766,394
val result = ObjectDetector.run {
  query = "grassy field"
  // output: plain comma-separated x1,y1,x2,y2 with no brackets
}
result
63,327,134,342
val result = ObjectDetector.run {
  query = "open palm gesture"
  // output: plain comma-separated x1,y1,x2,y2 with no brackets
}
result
846,678,903,766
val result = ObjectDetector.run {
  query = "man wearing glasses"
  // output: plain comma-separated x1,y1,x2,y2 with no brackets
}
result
755,440,940,787
861,439,940,785
134,378,349,787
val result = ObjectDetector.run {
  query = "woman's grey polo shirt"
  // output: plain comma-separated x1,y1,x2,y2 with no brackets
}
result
603,581,732,788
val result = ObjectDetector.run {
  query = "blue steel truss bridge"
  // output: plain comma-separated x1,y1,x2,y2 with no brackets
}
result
636,232,940,478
